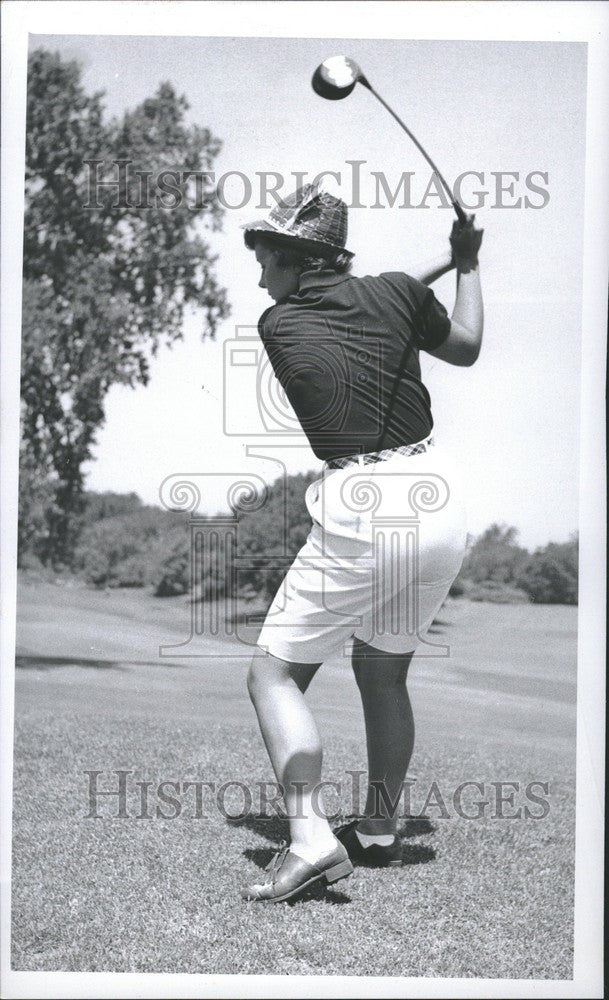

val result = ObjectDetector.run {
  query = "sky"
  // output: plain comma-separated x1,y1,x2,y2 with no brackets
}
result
30,33,587,550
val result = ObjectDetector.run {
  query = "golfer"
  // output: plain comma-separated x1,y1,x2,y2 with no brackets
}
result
240,182,483,902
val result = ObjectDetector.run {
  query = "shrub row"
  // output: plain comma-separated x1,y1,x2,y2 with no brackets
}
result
67,493,578,606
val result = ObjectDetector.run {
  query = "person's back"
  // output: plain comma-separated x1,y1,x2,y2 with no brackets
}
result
259,268,452,459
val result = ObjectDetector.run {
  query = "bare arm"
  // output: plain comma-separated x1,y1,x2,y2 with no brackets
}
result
426,217,484,367
409,250,454,286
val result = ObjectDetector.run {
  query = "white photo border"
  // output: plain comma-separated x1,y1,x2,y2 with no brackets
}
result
1,3,606,998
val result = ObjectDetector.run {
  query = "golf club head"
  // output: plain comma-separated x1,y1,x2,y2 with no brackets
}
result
312,55,363,100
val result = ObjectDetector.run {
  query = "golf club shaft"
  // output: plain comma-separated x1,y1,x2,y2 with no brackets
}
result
361,79,467,225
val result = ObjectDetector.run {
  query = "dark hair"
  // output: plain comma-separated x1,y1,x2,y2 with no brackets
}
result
246,232,353,275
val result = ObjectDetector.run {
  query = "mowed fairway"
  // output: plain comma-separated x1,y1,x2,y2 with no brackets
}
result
11,579,576,978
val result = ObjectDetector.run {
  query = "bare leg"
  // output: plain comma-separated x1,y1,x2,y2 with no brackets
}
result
351,638,415,835
247,652,338,861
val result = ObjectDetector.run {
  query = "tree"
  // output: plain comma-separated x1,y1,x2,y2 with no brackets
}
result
235,472,318,600
460,523,529,585
20,49,229,566
151,527,192,597
81,490,143,523
517,536,578,604
72,503,189,589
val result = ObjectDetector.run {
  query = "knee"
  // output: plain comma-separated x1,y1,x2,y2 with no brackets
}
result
352,644,412,693
247,657,265,703
247,654,281,703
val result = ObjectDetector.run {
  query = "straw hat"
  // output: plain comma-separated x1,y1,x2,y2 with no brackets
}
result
242,180,353,258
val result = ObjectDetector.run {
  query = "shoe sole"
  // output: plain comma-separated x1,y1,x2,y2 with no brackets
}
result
246,857,354,904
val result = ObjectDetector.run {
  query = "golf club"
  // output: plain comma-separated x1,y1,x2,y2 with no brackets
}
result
312,55,467,225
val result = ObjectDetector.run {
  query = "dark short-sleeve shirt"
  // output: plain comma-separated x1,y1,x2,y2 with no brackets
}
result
257,270,451,461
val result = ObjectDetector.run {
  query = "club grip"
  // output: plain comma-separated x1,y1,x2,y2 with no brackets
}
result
453,201,467,226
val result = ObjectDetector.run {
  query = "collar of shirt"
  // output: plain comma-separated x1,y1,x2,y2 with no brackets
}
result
297,269,350,293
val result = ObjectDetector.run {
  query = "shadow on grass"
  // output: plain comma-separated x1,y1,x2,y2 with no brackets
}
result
399,817,436,838
397,843,436,865
15,654,187,671
227,811,289,843
229,812,437,868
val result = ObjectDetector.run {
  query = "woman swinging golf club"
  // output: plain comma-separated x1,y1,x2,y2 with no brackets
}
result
241,180,483,903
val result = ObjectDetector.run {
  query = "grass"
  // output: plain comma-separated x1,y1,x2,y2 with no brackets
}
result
11,577,576,977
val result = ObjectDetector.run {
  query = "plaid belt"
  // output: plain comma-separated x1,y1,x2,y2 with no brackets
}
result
325,437,434,471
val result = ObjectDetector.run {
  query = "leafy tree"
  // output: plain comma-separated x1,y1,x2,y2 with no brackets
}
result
151,528,192,597
81,490,143,522
74,508,159,587
235,472,317,600
17,437,63,566
73,504,189,588
517,536,578,604
20,49,229,566
460,523,529,586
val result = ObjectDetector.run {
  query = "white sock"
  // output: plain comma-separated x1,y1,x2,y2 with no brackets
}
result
290,837,338,866
355,829,395,848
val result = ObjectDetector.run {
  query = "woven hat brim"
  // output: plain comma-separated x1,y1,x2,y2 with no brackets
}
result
242,219,354,258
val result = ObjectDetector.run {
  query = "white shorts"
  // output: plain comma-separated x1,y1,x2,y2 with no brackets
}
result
256,442,467,663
